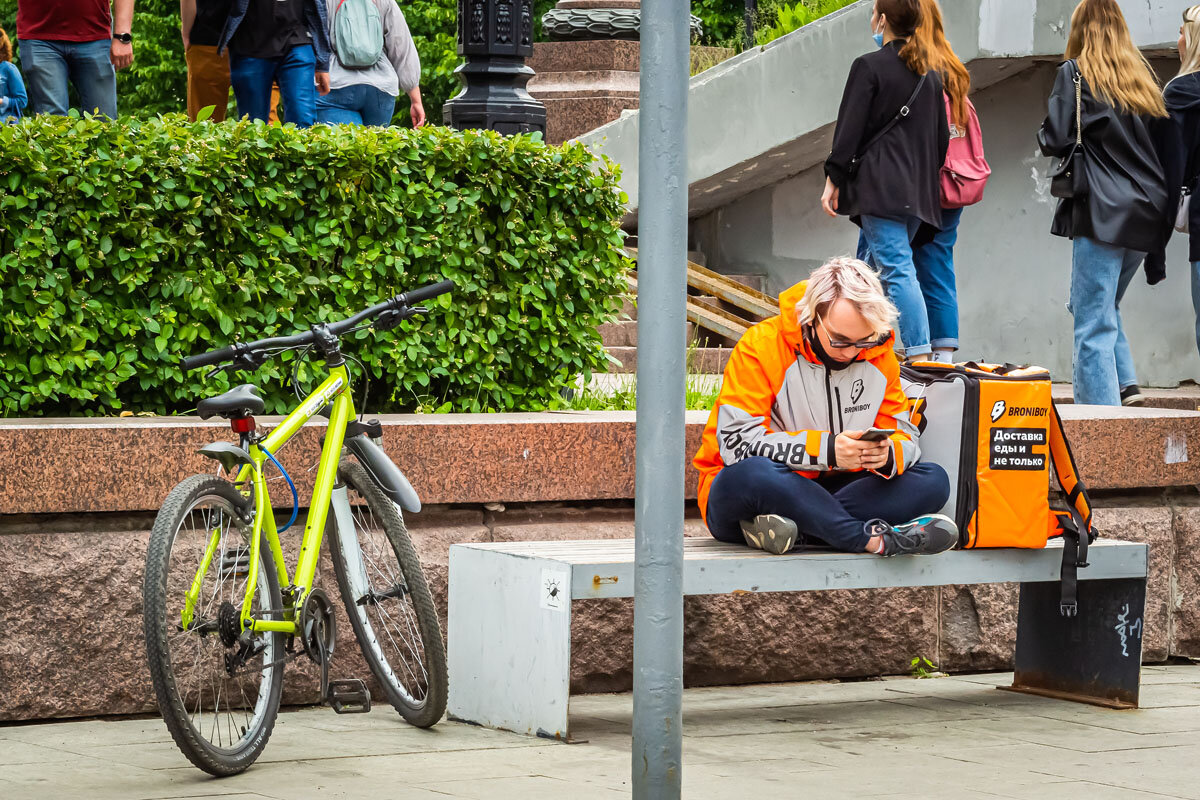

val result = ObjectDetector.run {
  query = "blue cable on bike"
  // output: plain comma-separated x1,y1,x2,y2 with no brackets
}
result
259,445,299,533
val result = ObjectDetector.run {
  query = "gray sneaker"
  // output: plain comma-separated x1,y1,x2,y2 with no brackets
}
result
739,514,799,555
869,514,959,557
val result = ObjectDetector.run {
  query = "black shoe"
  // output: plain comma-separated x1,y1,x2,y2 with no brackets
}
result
867,514,959,557
739,514,798,555
1120,385,1146,406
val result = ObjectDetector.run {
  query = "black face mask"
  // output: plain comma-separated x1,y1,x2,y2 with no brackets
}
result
805,325,861,371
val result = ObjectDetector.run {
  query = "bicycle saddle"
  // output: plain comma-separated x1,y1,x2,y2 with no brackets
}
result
197,384,266,420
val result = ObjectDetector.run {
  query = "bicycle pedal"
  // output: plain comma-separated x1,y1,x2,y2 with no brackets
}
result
326,678,371,714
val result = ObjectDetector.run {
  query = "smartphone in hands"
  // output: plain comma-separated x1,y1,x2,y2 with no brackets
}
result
858,427,896,442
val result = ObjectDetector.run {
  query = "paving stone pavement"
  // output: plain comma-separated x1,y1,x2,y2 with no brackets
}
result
2,665,1198,800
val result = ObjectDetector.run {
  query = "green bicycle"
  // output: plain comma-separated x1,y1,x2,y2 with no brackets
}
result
143,280,454,776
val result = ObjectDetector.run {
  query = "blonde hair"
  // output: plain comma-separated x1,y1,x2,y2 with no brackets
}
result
1177,5,1200,80
795,257,898,335
1066,0,1167,118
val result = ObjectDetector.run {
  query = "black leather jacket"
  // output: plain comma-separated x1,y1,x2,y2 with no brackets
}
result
1146,73,1200,282
1038,61,1168,255
826,41,949,228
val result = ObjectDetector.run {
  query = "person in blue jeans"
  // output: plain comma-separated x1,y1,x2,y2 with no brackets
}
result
219,0,332,126
1148,6,1200,373
1039,0,1169,407
821,0,949,361
16,0,135,118
0,28,28,123
857,207,964,362
317,0,424,127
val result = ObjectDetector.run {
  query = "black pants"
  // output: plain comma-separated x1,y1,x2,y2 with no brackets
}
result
705,457,950,552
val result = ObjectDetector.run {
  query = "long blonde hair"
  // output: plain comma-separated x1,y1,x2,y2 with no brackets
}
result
1178,5,1200,79
913,0,970,126
1065,0,1167,118
795,257,898,335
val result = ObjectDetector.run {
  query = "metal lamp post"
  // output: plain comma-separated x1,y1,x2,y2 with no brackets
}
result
632,0,688,796
444,0,548,135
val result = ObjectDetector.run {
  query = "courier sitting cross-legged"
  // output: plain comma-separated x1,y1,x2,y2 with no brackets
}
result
694,257,957,557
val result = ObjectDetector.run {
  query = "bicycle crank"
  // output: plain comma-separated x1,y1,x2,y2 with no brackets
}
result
299,588,337,697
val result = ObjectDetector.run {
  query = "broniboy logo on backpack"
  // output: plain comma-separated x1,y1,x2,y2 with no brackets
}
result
990,400,1006,422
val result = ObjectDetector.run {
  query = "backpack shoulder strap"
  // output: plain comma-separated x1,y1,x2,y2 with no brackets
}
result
1048,401,1095,617
1049,401,1093,536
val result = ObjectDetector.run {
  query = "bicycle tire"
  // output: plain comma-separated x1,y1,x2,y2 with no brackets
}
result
143,474,285,776
326,461,447,727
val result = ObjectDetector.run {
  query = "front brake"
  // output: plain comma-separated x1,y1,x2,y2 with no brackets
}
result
374,305,428,332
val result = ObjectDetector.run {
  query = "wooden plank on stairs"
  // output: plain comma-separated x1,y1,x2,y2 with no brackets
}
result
627,273,750,341
623,246,777,320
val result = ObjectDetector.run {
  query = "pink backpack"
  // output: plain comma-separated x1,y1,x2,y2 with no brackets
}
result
940,93,991,209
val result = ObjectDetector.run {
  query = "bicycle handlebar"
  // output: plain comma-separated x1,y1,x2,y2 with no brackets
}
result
181,279,456,372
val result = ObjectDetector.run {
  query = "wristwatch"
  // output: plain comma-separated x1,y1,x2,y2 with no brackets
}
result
112,32,132,44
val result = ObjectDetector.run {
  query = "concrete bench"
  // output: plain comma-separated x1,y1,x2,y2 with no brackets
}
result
448,538,1149,740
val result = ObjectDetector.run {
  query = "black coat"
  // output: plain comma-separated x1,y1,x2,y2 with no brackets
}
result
1146,72,1200,282
825,40,949,228
1038,61,1168,256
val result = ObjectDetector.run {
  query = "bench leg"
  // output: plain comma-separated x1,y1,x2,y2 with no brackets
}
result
1008,578,1146,709
448,548,574,739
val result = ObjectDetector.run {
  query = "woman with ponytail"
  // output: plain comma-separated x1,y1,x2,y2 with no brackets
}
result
1039,0,1168,407
902,0,987,363
821,0,949,362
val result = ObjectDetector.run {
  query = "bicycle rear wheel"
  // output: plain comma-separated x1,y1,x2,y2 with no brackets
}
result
143,475,284,776
327,461,447,727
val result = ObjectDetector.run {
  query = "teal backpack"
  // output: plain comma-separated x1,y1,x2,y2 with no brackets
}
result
333,0,385,69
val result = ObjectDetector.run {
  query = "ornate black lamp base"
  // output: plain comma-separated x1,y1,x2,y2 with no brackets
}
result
443,58,547,136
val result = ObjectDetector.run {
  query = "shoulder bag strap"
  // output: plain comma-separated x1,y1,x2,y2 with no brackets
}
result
853,72,929,164
1073,61,1083,148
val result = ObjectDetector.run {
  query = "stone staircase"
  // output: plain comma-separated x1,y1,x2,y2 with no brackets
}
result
603,251,771,374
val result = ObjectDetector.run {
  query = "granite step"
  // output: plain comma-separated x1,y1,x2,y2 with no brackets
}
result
599,320,695,348
1052,383,1200,411
606,345,732,374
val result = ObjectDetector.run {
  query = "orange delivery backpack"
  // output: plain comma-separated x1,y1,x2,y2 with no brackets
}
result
900,362,1096,615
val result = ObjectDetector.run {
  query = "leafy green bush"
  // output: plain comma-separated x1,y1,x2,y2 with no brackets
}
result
0,114,630,416
754,0,858,46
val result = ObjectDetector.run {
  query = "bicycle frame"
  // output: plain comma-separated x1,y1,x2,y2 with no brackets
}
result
181,364,356,638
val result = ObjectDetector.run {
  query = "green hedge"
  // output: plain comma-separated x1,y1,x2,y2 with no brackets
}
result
0,114,630,416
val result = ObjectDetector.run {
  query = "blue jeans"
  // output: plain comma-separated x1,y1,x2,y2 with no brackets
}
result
316,84,396,126
1068,236,1142,406
1192,262,1200,359
229,45,316,127
912,207,964,351
859,215,930,357
705,457,950,553
19,39,116,118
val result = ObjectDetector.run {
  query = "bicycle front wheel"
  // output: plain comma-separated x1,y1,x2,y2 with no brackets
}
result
327,461,448,728
143,474,284,776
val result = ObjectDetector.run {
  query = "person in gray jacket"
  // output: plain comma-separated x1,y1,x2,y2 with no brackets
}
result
317,0,423,126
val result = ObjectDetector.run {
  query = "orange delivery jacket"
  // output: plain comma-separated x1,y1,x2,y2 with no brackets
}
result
693,281,922,521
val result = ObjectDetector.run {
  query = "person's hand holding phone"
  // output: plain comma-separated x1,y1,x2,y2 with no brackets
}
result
835,429,892,470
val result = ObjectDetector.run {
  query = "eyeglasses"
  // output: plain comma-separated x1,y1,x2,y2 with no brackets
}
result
818,316,889,350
